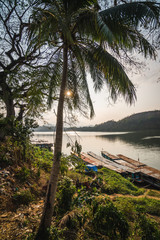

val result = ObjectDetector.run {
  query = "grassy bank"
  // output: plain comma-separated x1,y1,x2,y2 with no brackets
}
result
0,139,160,240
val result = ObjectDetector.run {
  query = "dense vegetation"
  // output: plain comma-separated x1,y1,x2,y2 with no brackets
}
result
0,137,160,240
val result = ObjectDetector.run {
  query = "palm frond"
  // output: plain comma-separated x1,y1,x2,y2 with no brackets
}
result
100,2,160,29
70,45,95,118
61,0,99,14
95,12,114,44
47,52,63,108
107,23,156,59
85,44,137,104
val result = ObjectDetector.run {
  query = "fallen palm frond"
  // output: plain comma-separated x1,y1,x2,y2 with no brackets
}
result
58,209,79,228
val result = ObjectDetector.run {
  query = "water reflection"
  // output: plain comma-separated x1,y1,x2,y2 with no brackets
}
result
96,130,160,148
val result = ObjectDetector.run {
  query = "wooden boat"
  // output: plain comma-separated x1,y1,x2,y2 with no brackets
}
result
101,151,160,189
32,140,53,151
101,151,120,161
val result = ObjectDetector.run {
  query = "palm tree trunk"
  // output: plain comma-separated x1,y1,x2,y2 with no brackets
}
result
35,44,68,240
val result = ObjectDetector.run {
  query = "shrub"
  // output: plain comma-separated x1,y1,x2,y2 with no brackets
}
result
67,170,92,183
15,166,31,182
56,176,76,214
114,197,137,221
49,226,65,240
60,155,69,175
133,198,160,216
0,117,38,163
12,189,34,206
0,138,13,167
114,197,160,217
137,214,160,240
92,198,129,240
33,147,53,172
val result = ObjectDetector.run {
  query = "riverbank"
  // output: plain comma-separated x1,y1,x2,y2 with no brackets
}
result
0,143,160,239
33,130,160,170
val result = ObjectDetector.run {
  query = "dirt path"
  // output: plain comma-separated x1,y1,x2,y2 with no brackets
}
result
108,189,160,200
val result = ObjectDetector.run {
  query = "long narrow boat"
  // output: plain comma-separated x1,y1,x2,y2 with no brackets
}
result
81,152,124,174
101,151,160,189
101,151,120,161
117,154,146,167
88,151,136,174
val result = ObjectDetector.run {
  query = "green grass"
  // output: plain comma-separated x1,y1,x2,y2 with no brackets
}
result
99,168,145,196
147,190,160,198
114,197,160,217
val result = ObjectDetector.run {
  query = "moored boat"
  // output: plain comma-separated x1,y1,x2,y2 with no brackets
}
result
101,151,160,189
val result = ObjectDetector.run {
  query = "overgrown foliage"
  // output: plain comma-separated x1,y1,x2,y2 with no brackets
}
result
12,190,35,206
56,176,76,215
92,198,129,239
0,118,38,166
1,139,160,240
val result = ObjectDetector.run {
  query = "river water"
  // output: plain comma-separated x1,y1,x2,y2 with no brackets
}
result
33,130,160,170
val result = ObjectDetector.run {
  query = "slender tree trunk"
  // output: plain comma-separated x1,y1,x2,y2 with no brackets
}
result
35,44,68,240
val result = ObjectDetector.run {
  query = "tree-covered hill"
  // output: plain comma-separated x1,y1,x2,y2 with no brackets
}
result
69,110,160,132
35,110,160,132
34,125,56,132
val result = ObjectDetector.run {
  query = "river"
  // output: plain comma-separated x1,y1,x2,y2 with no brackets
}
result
33,130,160,170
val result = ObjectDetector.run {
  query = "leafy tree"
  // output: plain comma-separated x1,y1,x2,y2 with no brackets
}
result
0,0,60,140
0,0,54,123
29,0,160,239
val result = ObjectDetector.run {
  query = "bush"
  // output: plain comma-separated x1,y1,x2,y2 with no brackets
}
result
133,198,160,216
114,197,137,221
56,176,76,214
0,138,12,167
0,117,38,163
114,197,160,217
15,166,31,182
33,147,53,172
12,189,34,206
92,198,129,240
73,186,99,207
67,170,92,184
49,226,65,240
137,214,160,240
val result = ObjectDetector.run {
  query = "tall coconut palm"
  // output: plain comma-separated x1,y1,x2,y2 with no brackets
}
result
29,0,160,239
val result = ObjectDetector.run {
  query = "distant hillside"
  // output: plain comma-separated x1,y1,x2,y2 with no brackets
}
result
69,110,160,132
34,125,56,132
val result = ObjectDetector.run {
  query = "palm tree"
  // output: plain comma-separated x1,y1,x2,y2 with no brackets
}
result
29,0,160,239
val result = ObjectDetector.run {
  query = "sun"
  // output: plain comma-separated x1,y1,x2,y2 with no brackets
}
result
66,90,72,97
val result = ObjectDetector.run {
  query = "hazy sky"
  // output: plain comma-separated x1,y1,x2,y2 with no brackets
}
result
39,54,160,127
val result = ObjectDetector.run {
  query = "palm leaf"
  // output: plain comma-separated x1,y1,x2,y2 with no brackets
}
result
70,44,95,118
47,52,63,108
84,43,136,104
100,2,160,29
